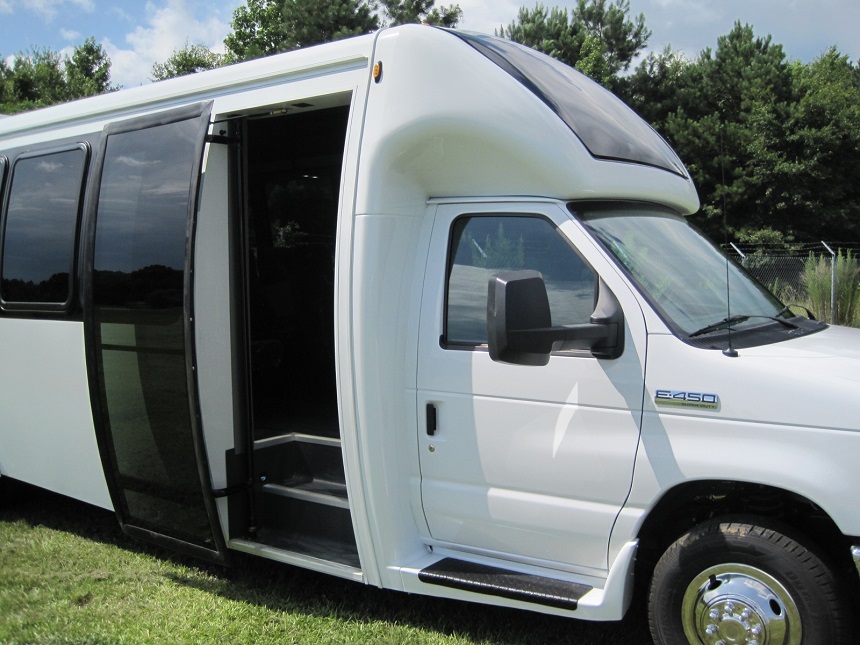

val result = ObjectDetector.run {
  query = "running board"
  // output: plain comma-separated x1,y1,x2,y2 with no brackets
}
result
418,558,592,611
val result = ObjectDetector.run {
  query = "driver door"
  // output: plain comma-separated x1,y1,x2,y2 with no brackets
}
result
416,202,646,571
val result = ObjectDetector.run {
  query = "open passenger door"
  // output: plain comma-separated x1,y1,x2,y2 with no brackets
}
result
84,102,228,563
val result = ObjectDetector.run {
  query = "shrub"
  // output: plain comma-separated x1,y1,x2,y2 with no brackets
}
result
800,250,860,325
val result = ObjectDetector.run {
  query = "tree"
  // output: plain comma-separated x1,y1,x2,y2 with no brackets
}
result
152,42,225,81
0,48,67,112
571,33,611,85
616,46,690,126
0,58,10,108
1,38,115,113
757,49,860,241
621,22,860,245
65,37,115,98
498,1,649,84
378,0,462,27
224,0,379,62
573,0,648,75
632,23,794,240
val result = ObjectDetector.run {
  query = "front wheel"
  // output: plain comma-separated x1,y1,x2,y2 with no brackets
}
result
648,518,852,644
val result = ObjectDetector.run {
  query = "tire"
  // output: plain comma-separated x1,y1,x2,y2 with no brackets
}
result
648,518,852,645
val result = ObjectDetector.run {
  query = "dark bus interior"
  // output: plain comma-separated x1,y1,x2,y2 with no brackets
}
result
228,102,359,567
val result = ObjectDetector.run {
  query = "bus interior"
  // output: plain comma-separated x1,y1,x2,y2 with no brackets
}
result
227,102,359,569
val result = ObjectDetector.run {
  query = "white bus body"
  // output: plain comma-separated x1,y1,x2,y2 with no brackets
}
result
1,26,858,644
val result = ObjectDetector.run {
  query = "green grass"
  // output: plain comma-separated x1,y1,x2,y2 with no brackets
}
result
0,479,650,644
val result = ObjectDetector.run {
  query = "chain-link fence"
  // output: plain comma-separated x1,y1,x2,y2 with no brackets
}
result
724,242,860,326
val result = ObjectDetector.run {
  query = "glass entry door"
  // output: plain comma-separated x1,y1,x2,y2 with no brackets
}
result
85,102,227,563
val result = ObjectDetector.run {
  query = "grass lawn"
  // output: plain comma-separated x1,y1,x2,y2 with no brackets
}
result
0,478,651,644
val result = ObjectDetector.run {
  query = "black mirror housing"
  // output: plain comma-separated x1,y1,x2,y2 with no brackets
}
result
487,270,624,366
487,270,553,365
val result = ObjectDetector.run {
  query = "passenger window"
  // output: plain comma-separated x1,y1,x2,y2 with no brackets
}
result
1,145,88,309
445,215,597,345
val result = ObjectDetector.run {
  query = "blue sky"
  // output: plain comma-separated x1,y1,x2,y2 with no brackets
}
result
1,0,858,89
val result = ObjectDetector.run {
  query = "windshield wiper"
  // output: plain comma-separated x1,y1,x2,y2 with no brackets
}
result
689,313,799,338
775,303,816,321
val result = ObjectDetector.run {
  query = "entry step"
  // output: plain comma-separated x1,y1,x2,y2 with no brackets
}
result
418,558,592,610
262,476,348,509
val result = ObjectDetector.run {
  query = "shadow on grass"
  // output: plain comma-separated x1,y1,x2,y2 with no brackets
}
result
0,478,651,644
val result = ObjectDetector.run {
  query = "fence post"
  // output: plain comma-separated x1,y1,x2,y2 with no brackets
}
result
729,242,746,267
822,241,837,324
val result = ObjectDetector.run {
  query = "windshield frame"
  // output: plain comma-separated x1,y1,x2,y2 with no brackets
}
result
574,201,825,350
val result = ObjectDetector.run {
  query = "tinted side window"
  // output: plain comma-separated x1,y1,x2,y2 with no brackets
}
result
1,145,88,309
445,215,597,345
91,112,212,544
452,32,686,177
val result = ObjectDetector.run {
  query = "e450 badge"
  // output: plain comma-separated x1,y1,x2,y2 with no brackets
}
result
655,389,720,410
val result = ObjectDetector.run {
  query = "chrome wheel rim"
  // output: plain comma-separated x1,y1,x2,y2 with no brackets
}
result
681,563,802,645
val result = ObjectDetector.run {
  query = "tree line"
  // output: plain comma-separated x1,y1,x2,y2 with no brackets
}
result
0,37,115,113
2,0,859,245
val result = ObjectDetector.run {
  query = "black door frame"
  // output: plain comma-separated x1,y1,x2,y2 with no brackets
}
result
83,101,228,564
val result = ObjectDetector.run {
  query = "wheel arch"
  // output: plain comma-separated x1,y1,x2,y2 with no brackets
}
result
633,479,857,589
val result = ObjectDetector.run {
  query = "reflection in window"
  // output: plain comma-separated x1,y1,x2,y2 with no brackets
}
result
582,207,784,335
452,32,686,177
445,215,597,345
1,146,87,307
92,115,210,544
94,123,194,276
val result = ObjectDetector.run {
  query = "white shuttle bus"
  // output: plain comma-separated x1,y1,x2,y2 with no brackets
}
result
2,25,859,644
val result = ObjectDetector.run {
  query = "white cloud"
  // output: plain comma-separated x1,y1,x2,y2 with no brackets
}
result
59,28,80,41
12,0,93,20
633,0,860,63
450,0,856,64
104,0,231,88
100,39,143,87
456,0,520,34
106,5,135,24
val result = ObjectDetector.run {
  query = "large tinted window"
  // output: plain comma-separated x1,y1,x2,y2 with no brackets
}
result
1,145,88,309
91,111,212,546
446,215,596,345
452,31,686,177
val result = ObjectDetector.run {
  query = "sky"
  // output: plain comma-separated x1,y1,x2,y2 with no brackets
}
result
1,0,858,89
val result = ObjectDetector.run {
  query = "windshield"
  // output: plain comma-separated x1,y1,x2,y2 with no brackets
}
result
579,205,786,337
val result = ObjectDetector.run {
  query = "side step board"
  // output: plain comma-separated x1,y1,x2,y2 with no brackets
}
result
418,558,592,611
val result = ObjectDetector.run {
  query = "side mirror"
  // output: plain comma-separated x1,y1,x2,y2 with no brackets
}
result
487,270,554,366
487,270,624,366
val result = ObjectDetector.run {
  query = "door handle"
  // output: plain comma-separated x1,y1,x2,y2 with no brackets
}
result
426,403,437,436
